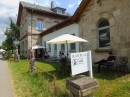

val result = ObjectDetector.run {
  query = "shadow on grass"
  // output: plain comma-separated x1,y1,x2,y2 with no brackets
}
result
93,66,130,80
20,59,70,81
36,66,71,80
19,59,130,82
29,59,130,82
36,60,71,79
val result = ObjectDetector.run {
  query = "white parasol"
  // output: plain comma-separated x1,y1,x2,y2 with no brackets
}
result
46,33,88,56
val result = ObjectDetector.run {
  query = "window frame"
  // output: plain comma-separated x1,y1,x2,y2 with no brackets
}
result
48,44,51,51
54,44,57,50
57,9,62,14
97,20,110,49
36,18,45,31
70,34,76,50
70,43,76,50
61,44,65,51
37,20,43,30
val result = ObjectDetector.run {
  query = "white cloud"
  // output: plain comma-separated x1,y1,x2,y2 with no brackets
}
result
0,0,79,46
68,3,75,9
0,0,19,8
77,0,82,5
0,28,5,35
0,7,8,16
0,0,51,28
33,0,51,8
0,0,51,19
0,0,50,46
67,0,81,10
56,1,60,6
0,29,6,46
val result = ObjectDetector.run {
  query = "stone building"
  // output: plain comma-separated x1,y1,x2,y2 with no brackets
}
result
17,1,70,58
72,0,130,62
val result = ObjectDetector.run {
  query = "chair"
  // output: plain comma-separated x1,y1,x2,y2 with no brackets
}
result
116,57,128,75
102,56,116,74
102,62,115,74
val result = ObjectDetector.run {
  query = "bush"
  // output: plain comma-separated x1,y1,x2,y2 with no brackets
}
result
6,50,13,59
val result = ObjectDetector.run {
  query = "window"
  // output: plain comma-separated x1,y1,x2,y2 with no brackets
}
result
44,41,46,47
54,44,57,50
57,9,62,14
49,44,51,51
36,18,45,31
70,43,76,50
61,44,65,50
37,20,43,30
70,34,76,50
98,20,110,48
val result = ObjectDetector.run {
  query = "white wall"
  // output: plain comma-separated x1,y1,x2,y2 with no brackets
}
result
42,23,79,58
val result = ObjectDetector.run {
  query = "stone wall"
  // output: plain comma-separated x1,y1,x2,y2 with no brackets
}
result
78,0,130,63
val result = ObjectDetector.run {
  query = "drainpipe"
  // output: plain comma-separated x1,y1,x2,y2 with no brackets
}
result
31,9,33,47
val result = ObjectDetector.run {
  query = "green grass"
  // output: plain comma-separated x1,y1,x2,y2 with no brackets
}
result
8,59,130,97
8,59,70,97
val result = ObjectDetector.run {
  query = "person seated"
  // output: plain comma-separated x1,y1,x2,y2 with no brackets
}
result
61,52,66,62
94,52,116,73
42,53,45,60
57,52,62,62
44,52,50,59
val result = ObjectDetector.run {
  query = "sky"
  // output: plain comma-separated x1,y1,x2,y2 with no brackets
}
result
0,0,82,46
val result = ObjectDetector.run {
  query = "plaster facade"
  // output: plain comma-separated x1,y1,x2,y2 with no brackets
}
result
20,8,67,58
42,24,79,58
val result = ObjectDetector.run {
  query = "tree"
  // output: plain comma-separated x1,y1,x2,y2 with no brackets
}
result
2,17,20,53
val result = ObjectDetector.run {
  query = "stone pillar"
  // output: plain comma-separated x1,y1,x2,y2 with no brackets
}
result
66,75,99,97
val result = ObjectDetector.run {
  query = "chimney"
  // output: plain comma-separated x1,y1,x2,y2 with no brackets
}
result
51,1,54,9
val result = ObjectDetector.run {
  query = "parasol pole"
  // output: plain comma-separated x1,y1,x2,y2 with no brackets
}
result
66,40,68,58
65,33,68,58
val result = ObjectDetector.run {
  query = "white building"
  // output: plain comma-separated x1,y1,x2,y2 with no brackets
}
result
40,18,82,58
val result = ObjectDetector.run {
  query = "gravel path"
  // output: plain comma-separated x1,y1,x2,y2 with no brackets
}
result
0,55,14,97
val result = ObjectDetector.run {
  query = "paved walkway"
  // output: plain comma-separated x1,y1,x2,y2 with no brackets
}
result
0,55,14,97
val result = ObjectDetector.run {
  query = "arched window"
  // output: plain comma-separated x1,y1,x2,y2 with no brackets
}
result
98,20,110,48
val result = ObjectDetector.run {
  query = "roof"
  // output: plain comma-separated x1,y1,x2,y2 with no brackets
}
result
72,0,92,22
21,1,52,12
51,7,66,10
40,17,74,36
40,0,92,36
17,1,70,26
